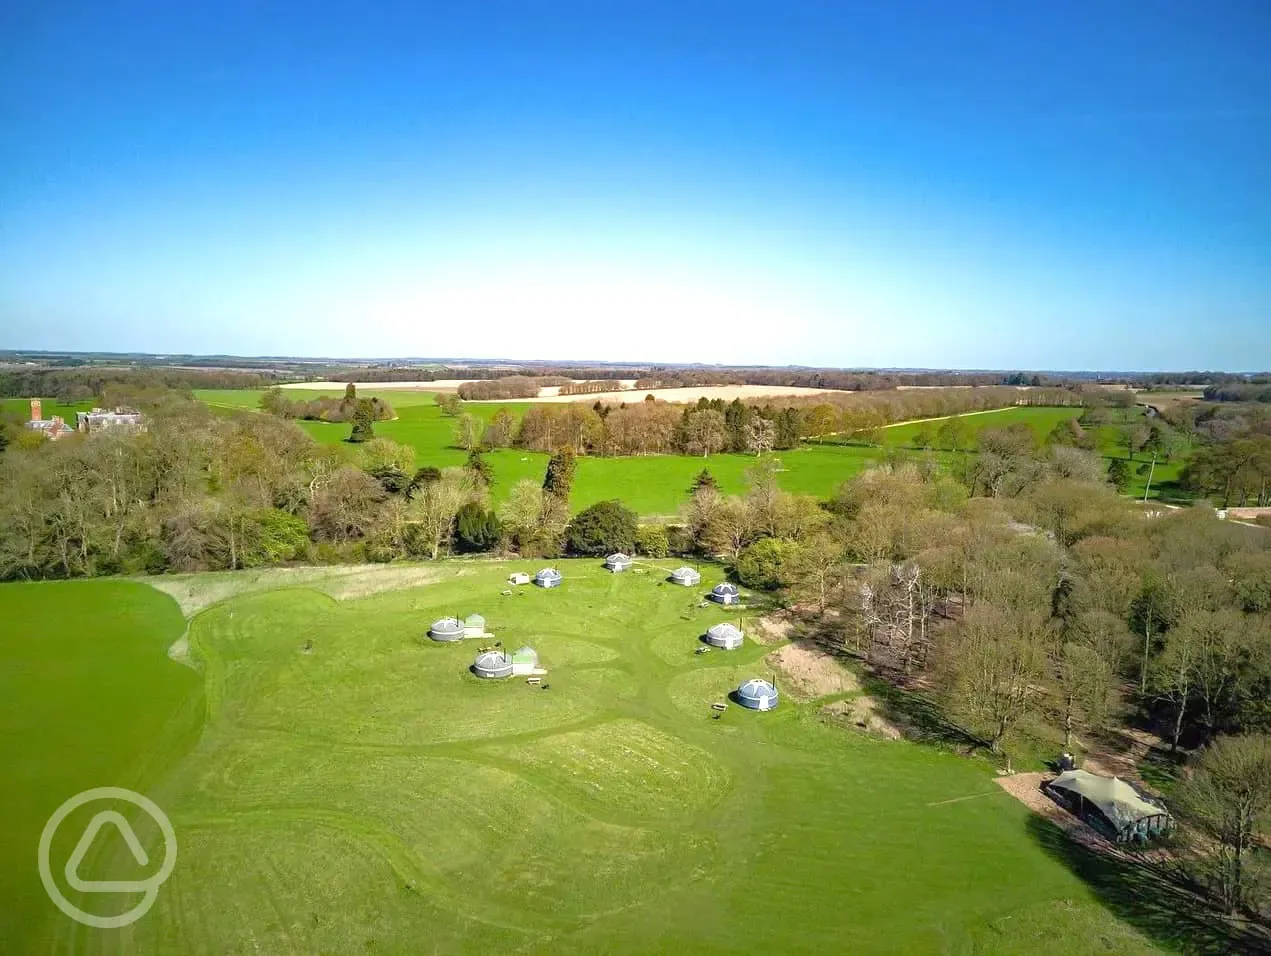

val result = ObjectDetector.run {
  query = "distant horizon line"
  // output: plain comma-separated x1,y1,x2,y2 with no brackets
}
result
1,348,1266,377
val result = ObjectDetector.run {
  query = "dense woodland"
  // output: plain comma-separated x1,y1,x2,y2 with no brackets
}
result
0,366,280,400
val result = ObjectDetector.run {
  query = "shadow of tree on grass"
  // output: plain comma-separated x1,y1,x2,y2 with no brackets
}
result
1025,815,1271,955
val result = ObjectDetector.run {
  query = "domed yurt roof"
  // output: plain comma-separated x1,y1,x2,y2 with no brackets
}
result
712,583,740,597
473,650,513,679
429,617,464,641
736,678,779,711
535,567,562,584
705,623,744,649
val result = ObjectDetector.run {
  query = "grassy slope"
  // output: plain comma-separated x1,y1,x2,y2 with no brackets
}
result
12,563,1172,953
0,581,204,953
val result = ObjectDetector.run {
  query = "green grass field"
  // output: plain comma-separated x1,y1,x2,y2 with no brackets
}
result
0,580,205,954
3,563,1208,953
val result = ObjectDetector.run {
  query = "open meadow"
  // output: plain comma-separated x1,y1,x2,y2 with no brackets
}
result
2,562,1188,954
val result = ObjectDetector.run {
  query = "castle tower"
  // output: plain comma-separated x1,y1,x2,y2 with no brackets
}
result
30,398,42,422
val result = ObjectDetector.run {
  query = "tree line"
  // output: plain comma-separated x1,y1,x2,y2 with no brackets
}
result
455,376,573,400
0,367,280,401
458,387,1083,458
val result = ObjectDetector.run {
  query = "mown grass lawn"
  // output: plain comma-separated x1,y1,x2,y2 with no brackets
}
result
0,580,204,954
3,562,1181,954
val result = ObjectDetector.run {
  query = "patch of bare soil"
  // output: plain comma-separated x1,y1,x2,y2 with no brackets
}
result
766,642,859,700
1082,726,1166,788
751,612,794,645
821,696,902,740
995,773,1111,852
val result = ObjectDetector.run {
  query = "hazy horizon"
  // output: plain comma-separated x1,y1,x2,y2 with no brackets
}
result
2,2,1268,369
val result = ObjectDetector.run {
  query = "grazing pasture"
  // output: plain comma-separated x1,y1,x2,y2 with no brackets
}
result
3,562,1173,953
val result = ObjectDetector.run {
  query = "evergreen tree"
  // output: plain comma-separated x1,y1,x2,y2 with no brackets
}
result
1107,458,1131,491
565,499,638,555
348,398,375,443
690,468,718,495
725,398,750,452
466,448,493,486
407,466,442,497
340,382,357,417
775,408,801,449
543,449,576,501
454,502,503,553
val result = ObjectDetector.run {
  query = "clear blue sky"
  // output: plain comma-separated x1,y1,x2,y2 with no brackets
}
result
1,1,1268,370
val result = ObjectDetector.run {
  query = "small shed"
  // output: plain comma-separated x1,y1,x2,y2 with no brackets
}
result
511,646,541,675
605,552,632,572
1045,770,1172,843
508,572,531,586
473,650,513,679
736,678,779,711
535,568,563,588
429,617,464,642
709,583,741,605
670,567,701,586
463,613,486,638
705,623,744,650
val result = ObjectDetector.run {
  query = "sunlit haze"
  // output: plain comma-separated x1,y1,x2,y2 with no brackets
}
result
2,1,1268,368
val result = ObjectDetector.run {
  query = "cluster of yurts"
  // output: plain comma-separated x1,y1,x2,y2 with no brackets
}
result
424,558,779,711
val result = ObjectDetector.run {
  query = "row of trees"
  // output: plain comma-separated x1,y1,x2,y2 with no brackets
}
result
456,388,1088,459
455,376,571,400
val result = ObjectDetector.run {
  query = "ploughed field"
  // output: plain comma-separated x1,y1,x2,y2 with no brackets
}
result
190,390,1184,512
2,562,1170,954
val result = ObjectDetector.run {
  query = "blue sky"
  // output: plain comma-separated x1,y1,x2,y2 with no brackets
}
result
1,1,1268,370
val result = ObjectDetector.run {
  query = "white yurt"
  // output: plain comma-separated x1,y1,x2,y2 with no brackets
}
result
736,678,779,711
535,568,563,588
429,617,464,642
670,567,701,586
709,583,741,605
605,552,632,572
473,650,513,679
705,623,744,650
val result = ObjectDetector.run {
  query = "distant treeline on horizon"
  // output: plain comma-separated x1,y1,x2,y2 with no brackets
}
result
1,352,1268,402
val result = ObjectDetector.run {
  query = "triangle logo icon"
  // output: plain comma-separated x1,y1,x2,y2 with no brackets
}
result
64,810,153,893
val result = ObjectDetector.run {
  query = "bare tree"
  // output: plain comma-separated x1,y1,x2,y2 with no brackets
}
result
947,603,1051,758
746,417,776,456
1174,734,1271,914
682,409,728,457
405,468,477,559
453,413,483,452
